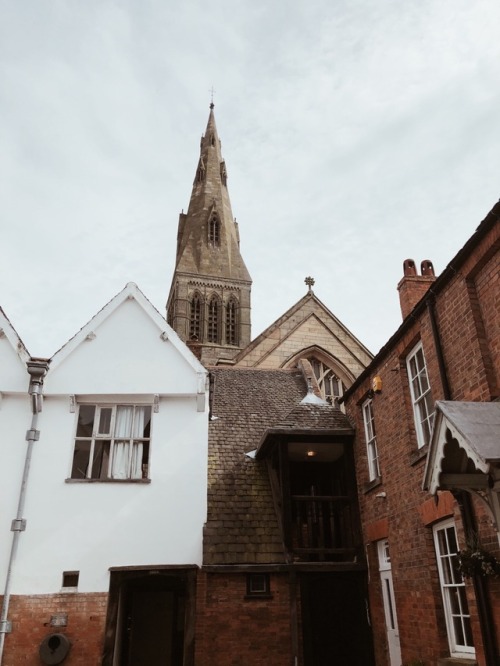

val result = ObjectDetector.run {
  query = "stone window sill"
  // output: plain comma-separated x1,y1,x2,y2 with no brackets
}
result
65,478,151,484
410,444,428,466
363,477,382,494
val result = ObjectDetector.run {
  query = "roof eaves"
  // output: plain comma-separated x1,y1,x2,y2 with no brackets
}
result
0,306,30,362
255,426,354,459
343,201,500,401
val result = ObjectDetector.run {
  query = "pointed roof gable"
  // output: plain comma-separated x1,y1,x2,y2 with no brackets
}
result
0,306,30,392
233,290,372,380
174,106,251,283
48,283,206,397
423,401,500,495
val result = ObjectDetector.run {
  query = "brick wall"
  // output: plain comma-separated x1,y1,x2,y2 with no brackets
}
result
195,571,293,666
344,211,500,666
1,593,107,666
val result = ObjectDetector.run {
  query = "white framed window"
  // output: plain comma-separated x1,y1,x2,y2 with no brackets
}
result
406,343,434,448
433,520,475,657
71,404,152,481
362,398,380,481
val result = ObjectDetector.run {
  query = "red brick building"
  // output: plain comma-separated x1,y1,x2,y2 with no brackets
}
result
343,201,500,666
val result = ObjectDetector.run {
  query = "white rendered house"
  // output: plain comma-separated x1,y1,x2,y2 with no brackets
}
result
0,283,209,665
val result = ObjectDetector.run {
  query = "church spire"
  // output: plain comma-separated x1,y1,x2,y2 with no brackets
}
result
167,105,252,365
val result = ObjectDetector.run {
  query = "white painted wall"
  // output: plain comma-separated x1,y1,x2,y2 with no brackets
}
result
0,394,33,572
12,394,207,593
0,291,208,595
46,298,201,396
0,329,29,393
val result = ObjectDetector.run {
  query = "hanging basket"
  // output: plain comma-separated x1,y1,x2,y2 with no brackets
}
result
457,546,500,578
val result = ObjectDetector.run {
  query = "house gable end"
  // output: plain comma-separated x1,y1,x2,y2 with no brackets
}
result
47,283,206,396
0,308,30,392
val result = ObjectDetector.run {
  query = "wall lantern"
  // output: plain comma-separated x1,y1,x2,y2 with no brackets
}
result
372,376,382,394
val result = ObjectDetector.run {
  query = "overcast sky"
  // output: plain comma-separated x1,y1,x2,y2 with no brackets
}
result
1,0,499,360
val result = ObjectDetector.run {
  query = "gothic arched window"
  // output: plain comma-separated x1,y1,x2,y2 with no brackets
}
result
226,297,238,346
207,296,220,343
189,293,203,341
208,215,220,246
167,283,178,328
309,358,344,404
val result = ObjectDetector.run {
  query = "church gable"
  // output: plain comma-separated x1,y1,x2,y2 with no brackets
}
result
234,290,372,385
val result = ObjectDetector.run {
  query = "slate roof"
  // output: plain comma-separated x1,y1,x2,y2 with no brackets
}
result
204,367,306,565
204,368,354,565
270,402,354,433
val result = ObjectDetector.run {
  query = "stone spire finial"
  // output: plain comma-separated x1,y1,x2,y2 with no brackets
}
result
209,86,216,109
305,276,315,293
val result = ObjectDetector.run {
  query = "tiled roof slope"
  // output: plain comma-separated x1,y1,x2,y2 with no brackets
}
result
271,402,354,434
204,367,306,565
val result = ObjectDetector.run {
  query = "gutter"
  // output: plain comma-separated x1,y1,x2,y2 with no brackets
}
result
0,359,49,665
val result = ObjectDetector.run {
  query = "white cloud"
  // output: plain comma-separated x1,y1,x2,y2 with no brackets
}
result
1,0,499,356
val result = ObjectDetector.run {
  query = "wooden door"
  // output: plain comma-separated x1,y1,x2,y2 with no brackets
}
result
301,572,375,666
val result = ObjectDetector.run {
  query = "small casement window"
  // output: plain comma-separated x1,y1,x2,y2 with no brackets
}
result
208,215,220,246
406,343,434,448
62,571,79,590
207,296,220,343
433,521,475,656
71,404,151,481
246,573,271,598
309,358,344,404
225,298,238,346
362,398,380,481
189,293,202,340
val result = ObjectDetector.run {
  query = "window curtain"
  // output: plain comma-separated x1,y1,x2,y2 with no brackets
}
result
111,406,133,479
110,406,145,479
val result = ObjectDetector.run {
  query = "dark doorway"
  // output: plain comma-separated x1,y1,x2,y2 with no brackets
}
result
301,572,375,666
103,568,196,666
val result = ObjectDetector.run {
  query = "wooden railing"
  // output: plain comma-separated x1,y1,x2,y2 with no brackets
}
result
291,495,357,561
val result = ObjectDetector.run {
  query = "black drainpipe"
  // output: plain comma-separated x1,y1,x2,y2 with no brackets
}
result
454,491,498,666
426,293,451,400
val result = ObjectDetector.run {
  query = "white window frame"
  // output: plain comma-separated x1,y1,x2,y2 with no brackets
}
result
362,398,380,481
70,403,152,481
433,520,475,657
406,343,435,448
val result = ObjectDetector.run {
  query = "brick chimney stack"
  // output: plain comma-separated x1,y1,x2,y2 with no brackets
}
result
397,259,436,319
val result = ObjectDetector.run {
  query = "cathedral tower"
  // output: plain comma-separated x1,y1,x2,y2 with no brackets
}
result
166,105,252,365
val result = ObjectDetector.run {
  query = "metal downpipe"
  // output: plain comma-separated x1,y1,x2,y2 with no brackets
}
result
0,360,48,665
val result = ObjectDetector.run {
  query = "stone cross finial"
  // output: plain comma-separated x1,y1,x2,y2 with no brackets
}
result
305,276,315,292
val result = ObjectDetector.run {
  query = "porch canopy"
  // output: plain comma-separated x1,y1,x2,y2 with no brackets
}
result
423,401,500,528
